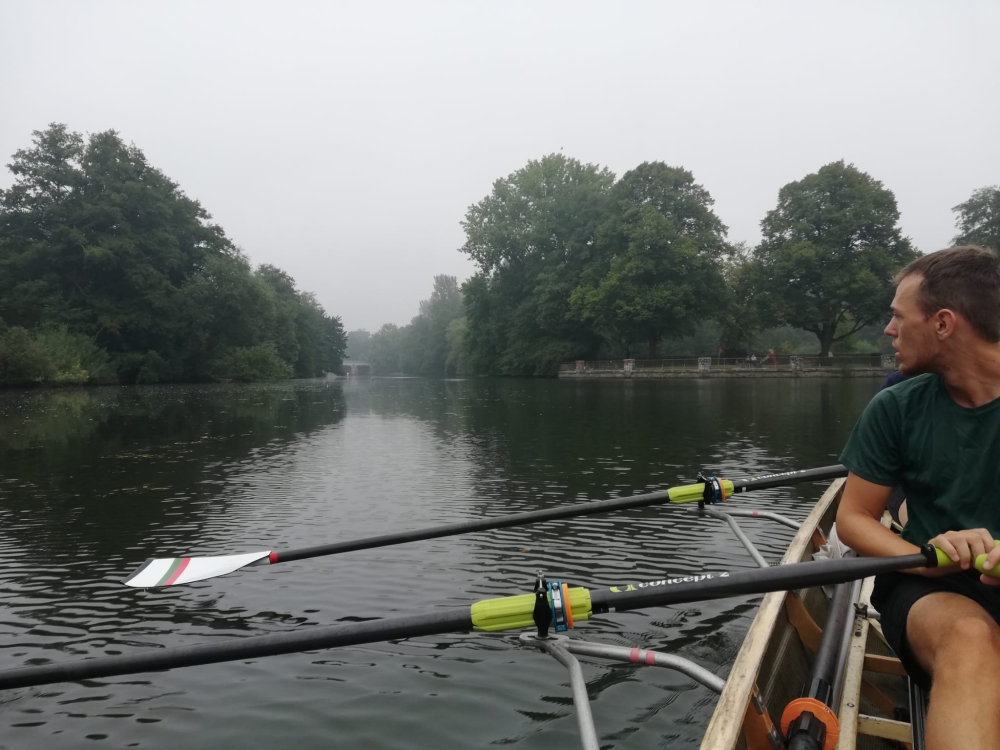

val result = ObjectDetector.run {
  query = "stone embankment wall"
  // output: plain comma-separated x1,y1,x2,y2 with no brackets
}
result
559,356,895,379
559,368,888,379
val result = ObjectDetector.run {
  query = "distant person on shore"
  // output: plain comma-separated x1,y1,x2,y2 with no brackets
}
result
767,348,778,366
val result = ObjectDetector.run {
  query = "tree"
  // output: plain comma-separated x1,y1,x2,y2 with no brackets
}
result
459,154,615,375
368,323,404,375
715,242,762,355
362,276,464,378
253,265,345,378
317,314,348,375
346,329,371,360
0,324,52,385
0,124,345,385
753,161,917,356
172,251,276,377
568,163,728,356
445,317,470,375
953,186,1000,251
402,275,464,376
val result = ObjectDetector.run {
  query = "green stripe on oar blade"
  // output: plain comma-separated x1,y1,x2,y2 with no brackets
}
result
124,551,271,587
156,557,188,586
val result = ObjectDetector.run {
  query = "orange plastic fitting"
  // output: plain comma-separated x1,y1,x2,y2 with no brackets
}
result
780,697,839,750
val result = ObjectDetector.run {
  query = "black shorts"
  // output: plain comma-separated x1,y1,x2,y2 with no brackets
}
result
872,570,1000,691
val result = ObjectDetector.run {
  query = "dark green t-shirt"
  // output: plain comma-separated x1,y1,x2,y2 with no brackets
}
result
840,373,1000,546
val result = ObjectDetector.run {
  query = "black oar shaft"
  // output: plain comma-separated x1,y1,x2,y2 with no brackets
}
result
0,608,471,691
729,465,848,494
0,547,931,692
810,579,857,693
275,465,848,563
588,552,929,614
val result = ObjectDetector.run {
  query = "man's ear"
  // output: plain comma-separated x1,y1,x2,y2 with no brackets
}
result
935,308,958,339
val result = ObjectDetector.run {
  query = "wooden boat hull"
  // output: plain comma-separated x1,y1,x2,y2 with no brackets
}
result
701,479,917,750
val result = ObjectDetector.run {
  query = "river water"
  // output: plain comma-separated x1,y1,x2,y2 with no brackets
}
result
0,377,881,749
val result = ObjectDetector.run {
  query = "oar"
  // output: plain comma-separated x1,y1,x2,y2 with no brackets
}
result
9,546,936,691
124,465,848,587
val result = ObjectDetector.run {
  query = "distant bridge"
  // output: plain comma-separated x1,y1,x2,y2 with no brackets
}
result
342,360,371,376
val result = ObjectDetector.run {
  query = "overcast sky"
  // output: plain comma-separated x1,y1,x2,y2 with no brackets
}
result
2,2,997,332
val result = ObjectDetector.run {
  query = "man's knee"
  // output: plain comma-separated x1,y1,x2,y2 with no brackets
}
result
933,617,1000,667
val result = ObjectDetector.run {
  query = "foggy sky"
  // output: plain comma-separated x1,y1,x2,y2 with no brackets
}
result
2,1,998,332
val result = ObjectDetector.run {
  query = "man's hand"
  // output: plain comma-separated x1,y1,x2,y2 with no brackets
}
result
928,529,999,584
979,536,1000,586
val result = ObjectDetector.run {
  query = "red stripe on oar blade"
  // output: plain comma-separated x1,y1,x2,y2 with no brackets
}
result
157,557,191,586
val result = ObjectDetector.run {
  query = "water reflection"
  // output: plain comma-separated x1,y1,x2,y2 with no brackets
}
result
0,377,880,749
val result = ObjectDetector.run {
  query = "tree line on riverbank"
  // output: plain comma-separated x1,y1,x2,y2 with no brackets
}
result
0,125,346,386
349,156,998,377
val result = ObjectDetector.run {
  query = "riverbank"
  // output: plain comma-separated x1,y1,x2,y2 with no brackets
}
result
560,368,888,379
559,355,895,379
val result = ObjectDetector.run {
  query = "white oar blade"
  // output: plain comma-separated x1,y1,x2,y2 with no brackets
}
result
123,551,271,587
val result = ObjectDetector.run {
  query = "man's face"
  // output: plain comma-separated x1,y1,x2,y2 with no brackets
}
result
884,274,940,375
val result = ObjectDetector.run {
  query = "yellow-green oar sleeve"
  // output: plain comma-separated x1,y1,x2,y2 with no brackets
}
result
667,480,735,504
471,588,593,632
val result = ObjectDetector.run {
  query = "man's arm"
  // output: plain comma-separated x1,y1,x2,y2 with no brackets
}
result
838,471,996,578
837,472,920,558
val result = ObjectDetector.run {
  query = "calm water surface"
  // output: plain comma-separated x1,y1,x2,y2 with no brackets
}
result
0,377,882,749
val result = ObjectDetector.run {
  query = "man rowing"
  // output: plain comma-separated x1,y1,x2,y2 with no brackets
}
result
838,245,1000,750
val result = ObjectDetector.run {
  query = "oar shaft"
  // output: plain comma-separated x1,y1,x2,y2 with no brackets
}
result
589,551,930,614
274,465,848,564
3,546,931,692
729,465,848,494
0,608,472,691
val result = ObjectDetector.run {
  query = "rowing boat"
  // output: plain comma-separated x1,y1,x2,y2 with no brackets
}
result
0,467,940,748
701,477,921,750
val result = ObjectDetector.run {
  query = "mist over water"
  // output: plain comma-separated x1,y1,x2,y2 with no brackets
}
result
0,377,878,748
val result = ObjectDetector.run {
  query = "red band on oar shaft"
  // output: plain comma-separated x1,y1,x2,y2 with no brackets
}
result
268,552,279,564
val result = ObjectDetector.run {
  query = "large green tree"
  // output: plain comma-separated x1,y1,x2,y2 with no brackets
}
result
953,186,1000,251
401,275,464,377
460,154,615,375
753,161,916,356
715,242,762,355
0,124,345,385
568,162,728,356
368,323,403,375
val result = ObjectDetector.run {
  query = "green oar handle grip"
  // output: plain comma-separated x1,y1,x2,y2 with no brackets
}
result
933,541,1000,577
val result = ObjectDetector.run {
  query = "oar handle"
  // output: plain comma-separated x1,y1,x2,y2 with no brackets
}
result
933,541,1000,578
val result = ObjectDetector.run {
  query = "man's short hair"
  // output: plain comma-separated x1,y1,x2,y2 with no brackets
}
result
896,245,1000,342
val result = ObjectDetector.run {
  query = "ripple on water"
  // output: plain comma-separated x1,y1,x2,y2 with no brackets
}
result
0,378,875,748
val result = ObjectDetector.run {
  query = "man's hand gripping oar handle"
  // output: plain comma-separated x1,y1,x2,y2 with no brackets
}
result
933,541,1000,578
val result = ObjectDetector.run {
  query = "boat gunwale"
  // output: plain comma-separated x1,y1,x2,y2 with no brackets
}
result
699,477,845,750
